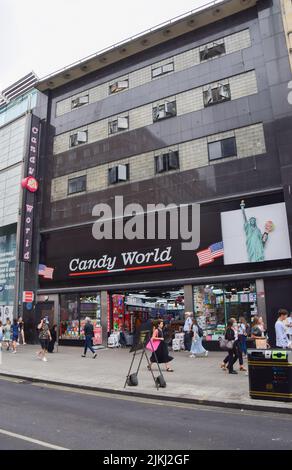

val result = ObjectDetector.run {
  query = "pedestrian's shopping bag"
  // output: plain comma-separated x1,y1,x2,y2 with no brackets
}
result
255,337,267,349
146,339,160,352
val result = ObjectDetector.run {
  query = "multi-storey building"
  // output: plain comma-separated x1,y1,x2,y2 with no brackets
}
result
0,73,41,324
33,0,292,348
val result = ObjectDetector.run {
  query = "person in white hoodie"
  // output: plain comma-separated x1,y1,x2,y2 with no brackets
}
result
275,309,289,349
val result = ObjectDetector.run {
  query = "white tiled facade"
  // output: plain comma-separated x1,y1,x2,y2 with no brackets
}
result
51,123,266,202
53,70,258,155
55,28,251,117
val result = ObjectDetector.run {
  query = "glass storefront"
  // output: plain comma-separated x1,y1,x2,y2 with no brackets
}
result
59,293,102,344
193,281,258,341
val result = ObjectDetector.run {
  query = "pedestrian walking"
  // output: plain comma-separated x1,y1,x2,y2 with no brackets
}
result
238,316,248,357
183,312,193,352
18,317,26,345
81,317,97,358
189,318,208,357
48,324,57,353
275,309,289,349
220,318,246,372
148,320,174,372
11,319,19,354
223,318,238,375
3,319,12,351
37,317,52,362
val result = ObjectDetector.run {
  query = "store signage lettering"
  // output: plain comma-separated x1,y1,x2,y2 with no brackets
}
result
21,115,41,262
69,246,173,276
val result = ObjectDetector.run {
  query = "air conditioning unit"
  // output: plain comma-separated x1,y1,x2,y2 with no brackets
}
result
76,131,87,143
117,117,129,130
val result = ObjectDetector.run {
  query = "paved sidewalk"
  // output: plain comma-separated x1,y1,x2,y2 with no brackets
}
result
0,344,291,413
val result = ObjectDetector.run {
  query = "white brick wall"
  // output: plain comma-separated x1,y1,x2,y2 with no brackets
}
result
51,123,266,202
55,28,252,117
230,70,258,100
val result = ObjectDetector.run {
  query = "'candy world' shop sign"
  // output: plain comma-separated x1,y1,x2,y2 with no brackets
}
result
20,115,41,262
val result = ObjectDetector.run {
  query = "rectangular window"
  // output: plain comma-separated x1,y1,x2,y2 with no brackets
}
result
152,62,174,78
155,150,179,173
71,95,89,109
203,84,231,107
108,164,129,184
109,116,129,135
208,137,237,161
153,101,176,122
68,175,86,195
69,130,88,147
200,42,226,62
109,80,129,94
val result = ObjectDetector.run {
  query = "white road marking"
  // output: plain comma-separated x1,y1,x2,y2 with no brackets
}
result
0,428,69,450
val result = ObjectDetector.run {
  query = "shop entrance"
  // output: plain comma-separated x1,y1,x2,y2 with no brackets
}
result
109,287,185,344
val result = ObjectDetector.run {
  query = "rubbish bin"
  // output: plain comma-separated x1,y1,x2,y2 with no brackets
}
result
248,349,292,402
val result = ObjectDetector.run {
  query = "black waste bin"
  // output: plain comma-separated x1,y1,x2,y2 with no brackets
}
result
248,349,292,402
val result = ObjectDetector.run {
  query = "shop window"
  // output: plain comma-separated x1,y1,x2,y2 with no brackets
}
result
203,83,231,107
109,80,129,94
68,175,86,195
59,294,79,340
193,283,257,342
71,95,89,109
108,116,129,135
152,62,174,78
108,164,129,184
70,130,88,147
155,150,179,173
153,100,176,122
208,137,237,161
200,42,226,61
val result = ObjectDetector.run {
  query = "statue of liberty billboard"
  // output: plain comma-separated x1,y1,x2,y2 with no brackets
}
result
240,200,275,262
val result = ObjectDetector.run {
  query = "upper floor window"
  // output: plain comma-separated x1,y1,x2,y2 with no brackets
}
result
208,137,237,161
108,164,129,184
153,101,177,122
108,116,129,135
68,175,86,195
71,95,89,110
152,62,174,78
109,80,129,94
70,130,88,147
200,42,226,61
155,150,179,173
203,83,231,107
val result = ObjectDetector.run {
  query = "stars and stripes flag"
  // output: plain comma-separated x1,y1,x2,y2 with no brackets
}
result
38,264,54,279
197,242,224,267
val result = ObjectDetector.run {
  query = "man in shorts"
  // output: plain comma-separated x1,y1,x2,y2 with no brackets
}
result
37,317,52,362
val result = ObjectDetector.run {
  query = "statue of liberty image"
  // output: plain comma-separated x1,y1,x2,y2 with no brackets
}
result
240,200,275,262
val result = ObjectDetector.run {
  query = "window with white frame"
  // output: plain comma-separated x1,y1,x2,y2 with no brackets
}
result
203,83,231,107
71,95,89,109
153,101,176,122
108,164,129,184
155,150,179,173
152,62,174,78
109,80,129,94
208,137,237,161
108,116,129,135
69,130,88,147
68,175,86,195
200,42,226,61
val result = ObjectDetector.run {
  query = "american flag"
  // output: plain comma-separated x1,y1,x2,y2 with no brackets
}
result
38,264,54,279
197,242,224,267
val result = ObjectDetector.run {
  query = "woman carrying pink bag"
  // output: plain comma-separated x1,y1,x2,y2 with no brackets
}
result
147,320,174,372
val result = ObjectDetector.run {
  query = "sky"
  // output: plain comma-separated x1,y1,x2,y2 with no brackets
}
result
0,0,210,90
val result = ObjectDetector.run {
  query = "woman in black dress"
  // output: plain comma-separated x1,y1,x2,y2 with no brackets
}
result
148,320,174,372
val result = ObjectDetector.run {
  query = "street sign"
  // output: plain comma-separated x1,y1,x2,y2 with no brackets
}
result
23,291,34,303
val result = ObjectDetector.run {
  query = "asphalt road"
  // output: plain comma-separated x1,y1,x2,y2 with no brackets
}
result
0,377,292,450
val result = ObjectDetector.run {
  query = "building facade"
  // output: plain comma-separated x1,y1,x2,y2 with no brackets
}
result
33,0,292,348
0,73,41,325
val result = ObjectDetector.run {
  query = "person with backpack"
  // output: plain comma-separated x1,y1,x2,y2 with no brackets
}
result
189,318,208,358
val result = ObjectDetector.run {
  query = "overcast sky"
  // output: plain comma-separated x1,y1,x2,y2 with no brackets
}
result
0,0,210,90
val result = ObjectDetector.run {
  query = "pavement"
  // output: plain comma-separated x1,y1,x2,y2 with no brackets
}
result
0,344,291,413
